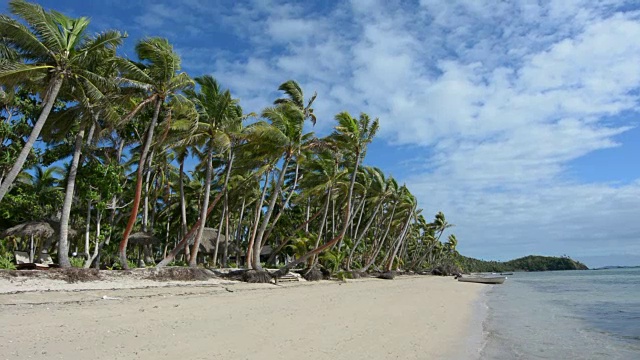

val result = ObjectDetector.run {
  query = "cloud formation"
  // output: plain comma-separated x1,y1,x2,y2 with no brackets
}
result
47,0,640,265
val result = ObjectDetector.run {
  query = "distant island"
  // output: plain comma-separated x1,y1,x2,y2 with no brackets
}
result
457,255,589,272
592,265,640,270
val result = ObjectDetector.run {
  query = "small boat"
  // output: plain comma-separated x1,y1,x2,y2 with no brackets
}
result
499,272,513,275
457,276,506,284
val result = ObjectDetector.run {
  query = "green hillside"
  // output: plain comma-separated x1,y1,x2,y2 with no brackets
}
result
457,255,589,273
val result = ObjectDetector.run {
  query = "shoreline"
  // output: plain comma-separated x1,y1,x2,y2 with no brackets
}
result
0,274,485,359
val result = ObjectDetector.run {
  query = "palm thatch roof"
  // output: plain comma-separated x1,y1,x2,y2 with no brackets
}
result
1,221,55,238
128,231,158,245
0,220,77,239
193,227,228,254
261,245,272,256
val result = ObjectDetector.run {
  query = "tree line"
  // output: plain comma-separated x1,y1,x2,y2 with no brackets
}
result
457,255,589,273
0,0,460,278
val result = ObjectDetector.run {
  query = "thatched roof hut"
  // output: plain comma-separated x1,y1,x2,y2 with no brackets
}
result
1,221,55,238
261,245,272,256
128,232,158,245
191,228,228,254
0,220,77,239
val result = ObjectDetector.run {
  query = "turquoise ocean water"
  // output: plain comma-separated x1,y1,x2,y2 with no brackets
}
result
480,268,640,359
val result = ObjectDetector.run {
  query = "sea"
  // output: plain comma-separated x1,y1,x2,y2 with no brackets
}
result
479,268,640,359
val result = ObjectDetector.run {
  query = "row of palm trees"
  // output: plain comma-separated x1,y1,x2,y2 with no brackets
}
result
0,0,459,277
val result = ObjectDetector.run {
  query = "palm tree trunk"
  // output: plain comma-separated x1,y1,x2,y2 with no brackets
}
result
212,200,226,266
178,157,190,261
57,122,87,268
119,98,162,269
156,192,223,268
261,160,299,247
310,187,332,266
352,190,368,239
385,209,414,272
210,152,234,266
253,157,291,271
235,198,246,266
246,172,269,269
361,201,396,272
142,150,155,232
188,147,214,268
0,77,63,202
274,153,361,276
305,198,310,233
223,192,230,267
83,198,92,264
347,199,383,270
85,208,102,268
331,198,336,239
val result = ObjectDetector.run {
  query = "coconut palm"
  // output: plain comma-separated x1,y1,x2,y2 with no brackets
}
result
385,187,417,272
17,165,63,213
0,0,124,203
182,75,242,268
244,102,306,272
117,37,194,269
44,48,121,267
274,80,317,125
273,112,379,276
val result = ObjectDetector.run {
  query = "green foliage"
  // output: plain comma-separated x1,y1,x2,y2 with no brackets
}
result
335,271,353,281
320,249,346,275
167,260,188,267
108,259,137,270
76,159,124,206
0,253,16,270
458,255,589,273
0,167,63,227
0,89,43,174
69,257,85,268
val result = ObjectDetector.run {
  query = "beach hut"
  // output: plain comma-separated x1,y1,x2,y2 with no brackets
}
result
1,221,56,263
128,232,158,266
188,228,273,265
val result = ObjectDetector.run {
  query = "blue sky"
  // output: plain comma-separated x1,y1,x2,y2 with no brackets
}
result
5,0,640,267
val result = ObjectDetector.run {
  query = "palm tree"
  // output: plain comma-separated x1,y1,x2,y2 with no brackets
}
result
245,103,305,271
0,0,124,203
385,187,417,272
44,48,121,267
117,37,194,269
273,112,379,276
298,150,345,266
274,80,317,125
182,75,242,268
346,167,389,270
17,165,63,212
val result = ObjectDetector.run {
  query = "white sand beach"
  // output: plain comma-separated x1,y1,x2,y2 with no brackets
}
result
0,275,484,360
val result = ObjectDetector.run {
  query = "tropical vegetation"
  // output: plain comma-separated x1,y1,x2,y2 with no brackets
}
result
0,0,463,278
457,255,589,273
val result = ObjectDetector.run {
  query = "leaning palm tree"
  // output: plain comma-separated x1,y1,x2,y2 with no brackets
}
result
44,48,122,267
117,37,194,269
245,103,305,272
0,0,125,203
182,75,242,268
274,80,317,125
273,112,379,276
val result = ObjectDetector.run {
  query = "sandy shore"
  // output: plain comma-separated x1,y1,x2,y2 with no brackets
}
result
0,275,484,360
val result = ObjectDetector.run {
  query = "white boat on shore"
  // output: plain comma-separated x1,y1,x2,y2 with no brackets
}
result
457,275,506,284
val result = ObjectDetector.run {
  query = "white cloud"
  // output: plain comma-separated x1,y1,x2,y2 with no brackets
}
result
125,0,640,263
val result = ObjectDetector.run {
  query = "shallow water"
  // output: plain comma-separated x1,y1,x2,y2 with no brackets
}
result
480,268,640,359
